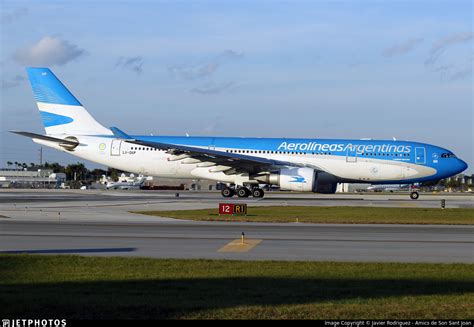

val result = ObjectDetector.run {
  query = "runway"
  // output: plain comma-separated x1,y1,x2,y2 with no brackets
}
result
0,189,473,263
1,189,473,208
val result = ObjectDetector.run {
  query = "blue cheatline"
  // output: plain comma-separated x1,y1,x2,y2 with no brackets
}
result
26,67,82,106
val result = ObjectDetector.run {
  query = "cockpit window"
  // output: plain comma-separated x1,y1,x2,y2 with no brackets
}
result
441,153,457,158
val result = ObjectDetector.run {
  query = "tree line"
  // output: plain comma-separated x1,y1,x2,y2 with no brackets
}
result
5,161,125,183
5,161,470,191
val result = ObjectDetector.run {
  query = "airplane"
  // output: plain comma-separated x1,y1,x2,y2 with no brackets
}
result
105,174,146,190
11,67,468,200
366,184,411,192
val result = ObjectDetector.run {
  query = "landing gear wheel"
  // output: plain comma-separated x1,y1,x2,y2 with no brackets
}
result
237,187,250,198
410,191,419,200
252,188,265,198
221,187,235,198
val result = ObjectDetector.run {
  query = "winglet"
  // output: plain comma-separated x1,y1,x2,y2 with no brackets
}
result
110,127,133,140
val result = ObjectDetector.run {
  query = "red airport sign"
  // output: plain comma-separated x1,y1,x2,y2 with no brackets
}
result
219,203,247,216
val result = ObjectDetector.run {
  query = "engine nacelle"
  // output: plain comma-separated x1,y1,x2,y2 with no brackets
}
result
253,168,338,193
279,167,316,192
314,180,337,194
59,136,79,151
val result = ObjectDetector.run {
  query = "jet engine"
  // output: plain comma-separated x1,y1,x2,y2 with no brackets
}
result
253,167,338,193
59,136,79,151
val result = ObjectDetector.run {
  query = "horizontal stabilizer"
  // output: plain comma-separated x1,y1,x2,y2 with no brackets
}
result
9,131,79,146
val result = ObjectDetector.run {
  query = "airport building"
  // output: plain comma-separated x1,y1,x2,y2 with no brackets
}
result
447,173,474,185
0,169,66,188
142,176,224,191
91,174,223,191
336,183,370,193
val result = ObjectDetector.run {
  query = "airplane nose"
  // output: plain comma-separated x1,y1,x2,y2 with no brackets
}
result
455,159,468,174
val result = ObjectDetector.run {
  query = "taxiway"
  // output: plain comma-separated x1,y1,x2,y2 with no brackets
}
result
1,189,472,263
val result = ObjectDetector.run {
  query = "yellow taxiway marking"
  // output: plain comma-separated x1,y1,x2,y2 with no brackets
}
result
398,202,420,207
218,239,262,253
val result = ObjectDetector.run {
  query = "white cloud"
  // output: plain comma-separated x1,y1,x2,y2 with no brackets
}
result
116,56,144,74
169,62,219,80
168,50,243,81
382,38,424,57
191,82,234,95
425,32,473,66
448,66,472,81
1,7,28,24
422,32,473,82
1,75,25,89
13,36,86,66
431,32,473,54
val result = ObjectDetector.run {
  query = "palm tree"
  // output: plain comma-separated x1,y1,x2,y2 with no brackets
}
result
7,161,13,168
65,162,88,181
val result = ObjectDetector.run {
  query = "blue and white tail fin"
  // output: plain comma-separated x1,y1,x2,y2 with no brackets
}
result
26,67,112,136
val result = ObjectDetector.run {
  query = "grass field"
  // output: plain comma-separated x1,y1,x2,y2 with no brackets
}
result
1,255,473,319
134,206,474,224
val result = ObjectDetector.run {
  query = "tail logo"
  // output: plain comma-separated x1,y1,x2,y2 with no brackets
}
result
39,111,74,127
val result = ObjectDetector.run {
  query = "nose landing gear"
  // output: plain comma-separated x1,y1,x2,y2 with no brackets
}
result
409,183,420,200
410,191,419,200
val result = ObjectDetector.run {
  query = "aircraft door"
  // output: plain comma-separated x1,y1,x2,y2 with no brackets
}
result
346,144,357,162
415,147,426,164
208,137,216,151
111,139,122,156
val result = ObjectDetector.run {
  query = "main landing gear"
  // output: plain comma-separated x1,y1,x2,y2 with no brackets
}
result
221,187,235,198
237,187,251,198
221,186,264,198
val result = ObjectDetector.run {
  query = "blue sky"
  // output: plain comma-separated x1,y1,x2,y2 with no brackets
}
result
1,0,472,173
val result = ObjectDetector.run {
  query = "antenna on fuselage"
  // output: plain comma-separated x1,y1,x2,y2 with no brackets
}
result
392,137,397,141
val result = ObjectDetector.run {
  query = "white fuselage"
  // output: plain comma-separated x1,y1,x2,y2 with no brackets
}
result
22,67,467,191
33,135,436,185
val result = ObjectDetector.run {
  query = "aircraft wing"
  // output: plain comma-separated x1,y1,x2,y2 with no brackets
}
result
110,127,308,174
